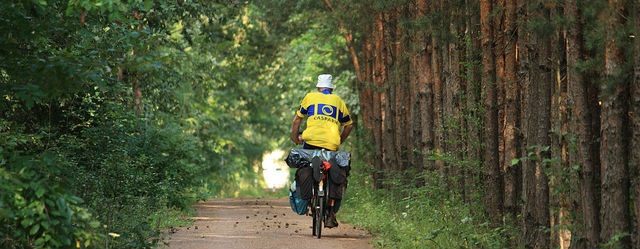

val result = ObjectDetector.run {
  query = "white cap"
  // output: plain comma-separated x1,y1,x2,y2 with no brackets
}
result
316,74,334,89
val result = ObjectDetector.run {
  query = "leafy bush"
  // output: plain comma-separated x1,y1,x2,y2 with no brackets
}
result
0,132,104,249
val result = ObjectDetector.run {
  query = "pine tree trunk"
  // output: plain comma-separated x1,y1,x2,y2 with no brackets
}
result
599,1,631,248
432,35,445,177
518,0,538,246
382,10,398,174
631,1,640,247
481,0,503,226
565,1,601,248
424,41,436,173
465,0,482,203
441,0,453,189
449,6,463,193
372,11,385,189
393,5,409,172
530,2,552,248
494,0,507,197
503,0,520,226
358,39,374,167
550,4,571,247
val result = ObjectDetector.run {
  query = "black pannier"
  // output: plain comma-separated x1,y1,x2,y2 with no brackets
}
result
286,148,352,201
328,167,347,200
294,166,314,200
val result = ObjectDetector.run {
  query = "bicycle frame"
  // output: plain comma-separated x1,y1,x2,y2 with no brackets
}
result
309,153,330,239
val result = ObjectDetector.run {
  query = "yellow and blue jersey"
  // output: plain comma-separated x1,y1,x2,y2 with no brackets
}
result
296,90,352,151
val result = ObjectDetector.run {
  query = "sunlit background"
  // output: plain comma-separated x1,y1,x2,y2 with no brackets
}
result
261,150,289,189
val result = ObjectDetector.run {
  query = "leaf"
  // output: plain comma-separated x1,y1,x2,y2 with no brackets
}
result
144,0,155,10
89,221,100,228
21,218,34,227
34,237,46,246
510,158,520,166
35,187,46,198
30,224,40,235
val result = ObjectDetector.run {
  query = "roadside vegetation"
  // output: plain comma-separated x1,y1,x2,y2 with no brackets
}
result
4,0,640,249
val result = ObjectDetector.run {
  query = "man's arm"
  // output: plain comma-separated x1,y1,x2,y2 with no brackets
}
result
291,115,304,145
340,124,353,144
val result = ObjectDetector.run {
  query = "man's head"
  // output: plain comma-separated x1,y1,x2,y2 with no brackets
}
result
316,74,334,92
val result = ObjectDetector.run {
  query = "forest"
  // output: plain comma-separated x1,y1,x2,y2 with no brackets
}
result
1,0,639,249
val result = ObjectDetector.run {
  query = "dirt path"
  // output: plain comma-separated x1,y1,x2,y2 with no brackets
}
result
162,197,374,249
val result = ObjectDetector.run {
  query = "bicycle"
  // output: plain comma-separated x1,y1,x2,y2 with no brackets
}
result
309,153,333,239
285,148,350,239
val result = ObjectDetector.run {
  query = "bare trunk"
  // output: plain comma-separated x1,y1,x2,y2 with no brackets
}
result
503,0,520,226
530,2,552,248
565,1,601,248
481,0,503,226
432,35,445,176
372,12,385,189
495,0,507,201
518,0,538,246
599,1,631,248
631,1,640,248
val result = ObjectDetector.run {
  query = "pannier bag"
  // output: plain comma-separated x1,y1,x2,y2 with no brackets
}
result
328,166,348,200
294,166,314,200
289,181,308,215
285,148,352,201
285,149,351,170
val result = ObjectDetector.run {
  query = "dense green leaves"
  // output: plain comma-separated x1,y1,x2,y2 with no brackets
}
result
1,0,360,247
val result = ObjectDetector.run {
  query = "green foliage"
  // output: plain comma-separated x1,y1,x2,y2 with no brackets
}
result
341,163,509,249
0,0,279,248
1,133,105,249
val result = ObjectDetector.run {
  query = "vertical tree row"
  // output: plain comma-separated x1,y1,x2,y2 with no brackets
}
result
330,0,639,247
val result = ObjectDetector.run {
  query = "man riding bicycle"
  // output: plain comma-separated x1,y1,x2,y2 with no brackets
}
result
290,74,353,228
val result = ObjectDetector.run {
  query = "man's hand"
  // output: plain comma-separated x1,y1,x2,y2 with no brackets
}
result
293,135,303,145
340,124,353,144
291,115,304,145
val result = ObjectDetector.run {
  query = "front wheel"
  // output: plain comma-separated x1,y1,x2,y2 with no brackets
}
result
315,196,323,238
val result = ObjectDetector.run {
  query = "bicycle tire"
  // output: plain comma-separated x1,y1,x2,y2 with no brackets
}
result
316,196,323,238
311,197,317,236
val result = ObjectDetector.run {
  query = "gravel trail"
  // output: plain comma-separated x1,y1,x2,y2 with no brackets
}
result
163,197,374,249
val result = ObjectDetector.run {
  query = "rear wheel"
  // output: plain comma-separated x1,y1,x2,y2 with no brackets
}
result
311,197,317,236
315,196,323,238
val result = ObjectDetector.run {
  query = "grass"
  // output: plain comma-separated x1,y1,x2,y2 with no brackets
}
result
339,166,511,249
149,208,196,230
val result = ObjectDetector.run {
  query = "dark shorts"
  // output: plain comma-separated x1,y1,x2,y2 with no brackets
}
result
303,143,332,151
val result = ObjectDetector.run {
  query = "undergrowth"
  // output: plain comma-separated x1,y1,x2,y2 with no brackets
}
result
340,163,511,249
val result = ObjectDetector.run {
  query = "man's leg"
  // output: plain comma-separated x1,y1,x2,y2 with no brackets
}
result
325,198,340,228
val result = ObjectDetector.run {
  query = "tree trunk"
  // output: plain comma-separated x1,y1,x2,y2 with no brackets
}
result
449,6,463,193
432,35,445,177
423,42,436,173
530,2,552,248
393,5,409,172
494,0,506,200
550,4,571,247
481,0,503,226
599,1,631,248
372,11,386,189
518,0,538,247
631,1,640,248
464,0,482,203
503,0,520,226
382,10,398,175
565,1,601,248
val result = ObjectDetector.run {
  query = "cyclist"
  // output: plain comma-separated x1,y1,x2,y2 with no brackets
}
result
291,74,353,228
